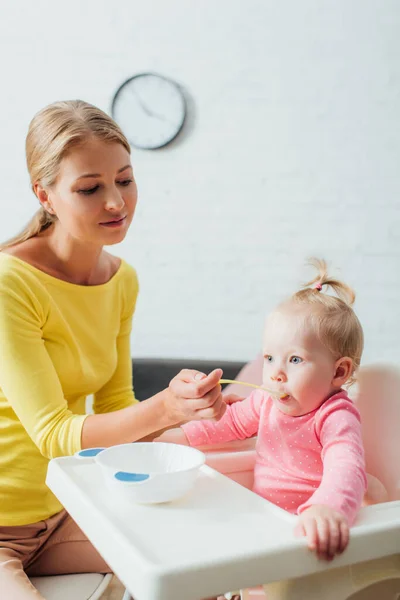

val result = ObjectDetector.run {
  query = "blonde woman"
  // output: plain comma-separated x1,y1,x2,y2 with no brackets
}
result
0,100,226,599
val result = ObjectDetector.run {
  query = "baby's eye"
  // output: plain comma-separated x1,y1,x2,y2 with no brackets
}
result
264,355,273,363
290,356,303,364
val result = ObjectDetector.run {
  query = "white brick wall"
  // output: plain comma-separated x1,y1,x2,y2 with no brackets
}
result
1,1,399,364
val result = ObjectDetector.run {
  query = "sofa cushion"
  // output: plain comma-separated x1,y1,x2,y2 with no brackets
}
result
132,358,245,401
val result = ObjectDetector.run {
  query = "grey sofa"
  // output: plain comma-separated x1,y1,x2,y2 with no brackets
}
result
132,358,245,401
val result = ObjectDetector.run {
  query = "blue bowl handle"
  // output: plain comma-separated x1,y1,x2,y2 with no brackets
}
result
75,448,105,459
114,471,150,483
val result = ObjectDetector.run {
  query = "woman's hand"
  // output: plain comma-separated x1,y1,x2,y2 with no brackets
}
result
165,368,226,424
294,505,350,561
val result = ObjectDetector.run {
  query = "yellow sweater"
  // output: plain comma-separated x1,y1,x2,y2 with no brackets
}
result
0,253,139,525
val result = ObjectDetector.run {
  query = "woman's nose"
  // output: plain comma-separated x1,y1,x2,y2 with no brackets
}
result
105,189,125,211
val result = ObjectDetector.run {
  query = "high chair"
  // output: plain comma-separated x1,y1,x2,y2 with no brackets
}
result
203,364,400,600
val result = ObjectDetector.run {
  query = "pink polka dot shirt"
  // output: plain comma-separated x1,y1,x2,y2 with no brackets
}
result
182,390,367,524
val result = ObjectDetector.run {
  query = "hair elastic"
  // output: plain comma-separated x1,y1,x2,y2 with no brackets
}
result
314,282,323,291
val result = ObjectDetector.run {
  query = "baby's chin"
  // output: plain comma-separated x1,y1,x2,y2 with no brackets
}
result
272,395,308,417
273,395,296,414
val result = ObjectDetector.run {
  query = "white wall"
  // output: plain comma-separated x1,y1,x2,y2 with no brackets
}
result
1,1,399,364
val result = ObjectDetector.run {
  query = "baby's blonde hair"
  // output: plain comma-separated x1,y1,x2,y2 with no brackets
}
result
1,100,130,251
288,259,364,385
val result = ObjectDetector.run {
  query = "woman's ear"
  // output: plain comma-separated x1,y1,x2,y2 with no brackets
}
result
332,357,353,387
34,183,55,214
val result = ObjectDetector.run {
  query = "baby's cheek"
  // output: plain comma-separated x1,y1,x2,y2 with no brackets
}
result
296,375,324,406
262,365,271,385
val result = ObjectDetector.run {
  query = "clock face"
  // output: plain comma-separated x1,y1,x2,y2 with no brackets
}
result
111,73,187,150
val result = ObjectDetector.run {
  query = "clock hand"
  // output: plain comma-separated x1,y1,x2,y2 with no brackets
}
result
130,89,154,117
130,89,173,124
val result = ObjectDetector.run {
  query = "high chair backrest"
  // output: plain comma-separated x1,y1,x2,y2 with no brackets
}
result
352,364,400,502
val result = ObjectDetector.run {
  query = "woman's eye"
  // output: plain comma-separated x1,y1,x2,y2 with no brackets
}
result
118,179,133,187
290,356,303,364
265,355,273,363
78,186,99,195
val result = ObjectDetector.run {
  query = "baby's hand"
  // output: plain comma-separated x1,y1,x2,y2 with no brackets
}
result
294,505,349,561
223,393,245,405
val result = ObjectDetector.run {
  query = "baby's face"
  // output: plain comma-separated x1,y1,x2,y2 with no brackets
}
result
262,306,339,417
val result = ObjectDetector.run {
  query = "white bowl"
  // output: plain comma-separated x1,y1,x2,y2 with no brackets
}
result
92,442,205,504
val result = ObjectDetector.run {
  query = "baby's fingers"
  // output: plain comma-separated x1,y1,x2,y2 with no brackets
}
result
327,520,341,559
293,522,305,538
303,519,318,552
315,518,330,559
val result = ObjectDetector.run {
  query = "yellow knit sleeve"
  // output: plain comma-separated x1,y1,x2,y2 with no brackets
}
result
93,265,139,413
0,273,87,459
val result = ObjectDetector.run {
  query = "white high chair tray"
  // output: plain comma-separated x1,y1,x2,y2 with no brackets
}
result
46,456,400,600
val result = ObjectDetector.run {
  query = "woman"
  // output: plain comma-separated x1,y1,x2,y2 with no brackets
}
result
0,100,226,599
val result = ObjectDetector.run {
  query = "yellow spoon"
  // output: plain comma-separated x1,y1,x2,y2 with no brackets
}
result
219,379,288,399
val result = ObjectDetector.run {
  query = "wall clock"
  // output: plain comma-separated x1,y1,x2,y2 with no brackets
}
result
111,73,187,150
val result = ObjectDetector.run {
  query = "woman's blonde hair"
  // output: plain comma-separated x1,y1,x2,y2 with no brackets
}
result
289,258,364,385
1,100,130,250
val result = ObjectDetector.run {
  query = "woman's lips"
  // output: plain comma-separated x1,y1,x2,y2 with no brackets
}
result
99,216,127,228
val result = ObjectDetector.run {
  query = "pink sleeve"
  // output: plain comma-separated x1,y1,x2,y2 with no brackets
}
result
298,398,367,525
181,390,263,446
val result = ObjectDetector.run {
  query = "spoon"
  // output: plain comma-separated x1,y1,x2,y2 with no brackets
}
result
219,379,288,399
